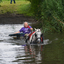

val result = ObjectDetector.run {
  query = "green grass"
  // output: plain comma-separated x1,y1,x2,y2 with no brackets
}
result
0,0,33,16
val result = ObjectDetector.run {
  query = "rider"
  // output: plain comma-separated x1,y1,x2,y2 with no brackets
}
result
15,22,33,42
15,22,33,35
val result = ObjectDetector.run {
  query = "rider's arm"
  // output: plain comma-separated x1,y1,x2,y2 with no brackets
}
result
28,26,33,31
15,31,20,34
30,28,33,31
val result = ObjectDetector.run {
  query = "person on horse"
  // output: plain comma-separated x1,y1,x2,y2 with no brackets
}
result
15,22,43,43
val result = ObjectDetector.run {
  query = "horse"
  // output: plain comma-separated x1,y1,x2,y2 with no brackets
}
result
25,28,43,44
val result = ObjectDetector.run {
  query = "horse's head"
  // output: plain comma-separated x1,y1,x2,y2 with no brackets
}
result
35,28,42,43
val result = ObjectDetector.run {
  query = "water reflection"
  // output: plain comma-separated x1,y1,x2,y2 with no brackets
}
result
14,45,43,64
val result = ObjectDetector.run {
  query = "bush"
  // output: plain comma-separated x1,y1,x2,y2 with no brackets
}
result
41,0,64,33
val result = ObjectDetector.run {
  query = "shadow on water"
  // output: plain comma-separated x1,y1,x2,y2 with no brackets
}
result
0,24,64,64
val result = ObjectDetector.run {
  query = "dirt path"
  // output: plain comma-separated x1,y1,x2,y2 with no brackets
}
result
0,14,36,24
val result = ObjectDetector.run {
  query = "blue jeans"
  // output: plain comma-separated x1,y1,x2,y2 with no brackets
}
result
10,0,16,4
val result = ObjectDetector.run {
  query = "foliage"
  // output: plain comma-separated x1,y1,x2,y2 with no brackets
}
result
27,0,42,19
28,0,64,33
41,0,64,33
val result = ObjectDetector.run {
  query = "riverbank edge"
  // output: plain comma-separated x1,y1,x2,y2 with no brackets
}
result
0,13,37,24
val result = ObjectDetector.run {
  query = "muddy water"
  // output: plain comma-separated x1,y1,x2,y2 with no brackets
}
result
0,24,64,64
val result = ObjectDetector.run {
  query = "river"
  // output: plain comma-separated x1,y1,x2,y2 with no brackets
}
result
0,24,64,64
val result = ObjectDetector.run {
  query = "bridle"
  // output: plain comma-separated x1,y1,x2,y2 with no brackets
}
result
34,30,42,42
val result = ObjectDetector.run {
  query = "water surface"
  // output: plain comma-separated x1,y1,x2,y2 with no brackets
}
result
0,24,64,64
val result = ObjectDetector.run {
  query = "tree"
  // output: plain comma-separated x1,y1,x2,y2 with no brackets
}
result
28,0,64,33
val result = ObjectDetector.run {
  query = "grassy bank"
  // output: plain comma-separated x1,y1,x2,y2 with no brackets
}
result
0,0,33,16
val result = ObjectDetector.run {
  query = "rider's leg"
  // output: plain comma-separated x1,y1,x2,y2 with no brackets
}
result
25,36,30,43
25,34,29,43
